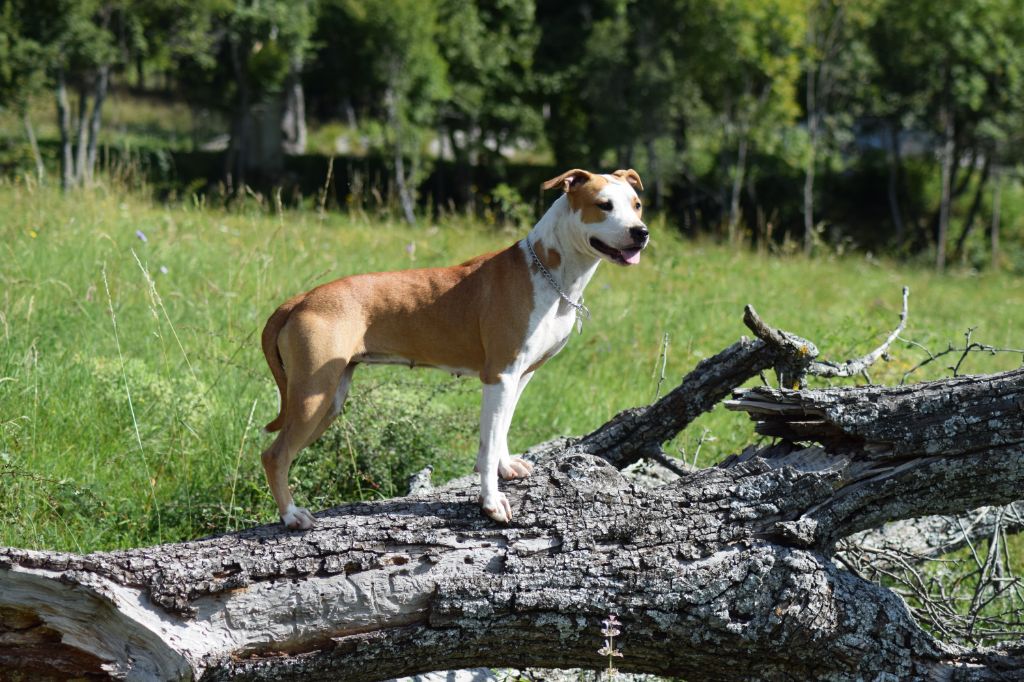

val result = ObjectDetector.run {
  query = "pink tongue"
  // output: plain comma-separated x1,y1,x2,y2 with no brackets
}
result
622,248,642,264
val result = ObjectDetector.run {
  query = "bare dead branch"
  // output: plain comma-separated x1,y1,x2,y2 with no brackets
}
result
808,286,909,378
900,327,1024,384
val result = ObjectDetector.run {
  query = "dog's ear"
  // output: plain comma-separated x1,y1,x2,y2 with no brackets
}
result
612,169,644,192
541,169,592,193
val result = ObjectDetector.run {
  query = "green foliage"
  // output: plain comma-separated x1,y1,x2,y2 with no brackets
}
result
487,182,534,228
173,0,317,112
436,0,542,167
4,0,1024,260
0,3,47,112
299,381,476,506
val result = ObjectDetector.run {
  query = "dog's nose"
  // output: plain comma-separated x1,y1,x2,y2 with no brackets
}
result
630,226,649,243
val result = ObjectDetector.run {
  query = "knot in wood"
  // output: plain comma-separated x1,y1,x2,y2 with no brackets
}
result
553,452,627,493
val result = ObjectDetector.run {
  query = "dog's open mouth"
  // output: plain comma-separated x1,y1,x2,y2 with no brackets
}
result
590,237,644,266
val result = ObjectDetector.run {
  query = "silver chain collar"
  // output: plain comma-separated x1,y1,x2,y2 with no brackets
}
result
525,237,591,332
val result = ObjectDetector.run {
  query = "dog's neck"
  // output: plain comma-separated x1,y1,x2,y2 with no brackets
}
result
525,194,601,305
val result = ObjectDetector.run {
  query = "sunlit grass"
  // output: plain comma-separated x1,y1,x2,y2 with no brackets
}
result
2,178,1023,552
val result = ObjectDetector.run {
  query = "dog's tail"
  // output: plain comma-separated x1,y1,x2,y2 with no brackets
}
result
261,294,304,432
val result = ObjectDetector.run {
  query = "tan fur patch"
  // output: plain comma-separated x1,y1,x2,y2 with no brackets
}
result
566,175,610,224
612,168,644,191
287,242,534,385
541,168,592,193
531,238,562,270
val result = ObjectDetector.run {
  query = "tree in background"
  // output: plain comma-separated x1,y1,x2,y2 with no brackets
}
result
310,0,448,224
11,0,126,189
868,0,1024,270
532,0,693,211
173,0,316,189
533,0,621,168
690,0,804,243
0,2,49,180
799,0,879,254
435,0,541,210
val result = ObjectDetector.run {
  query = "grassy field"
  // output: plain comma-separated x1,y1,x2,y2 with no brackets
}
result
2,178,1023,553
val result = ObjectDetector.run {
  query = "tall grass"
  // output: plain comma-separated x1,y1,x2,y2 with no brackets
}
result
2,178,1023,552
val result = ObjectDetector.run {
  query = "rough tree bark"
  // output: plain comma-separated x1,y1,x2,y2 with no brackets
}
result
3,304,1024,681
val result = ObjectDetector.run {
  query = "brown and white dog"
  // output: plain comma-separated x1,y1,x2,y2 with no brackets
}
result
260,168,648,529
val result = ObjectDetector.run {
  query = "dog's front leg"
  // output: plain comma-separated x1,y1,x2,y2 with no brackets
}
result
477,375,520,522
496,370,535,481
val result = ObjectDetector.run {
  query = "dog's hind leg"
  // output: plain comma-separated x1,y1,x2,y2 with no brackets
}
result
261,322,354,530
301,363,356,450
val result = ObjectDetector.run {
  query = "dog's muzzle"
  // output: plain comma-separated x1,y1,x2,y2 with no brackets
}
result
590,225,649,266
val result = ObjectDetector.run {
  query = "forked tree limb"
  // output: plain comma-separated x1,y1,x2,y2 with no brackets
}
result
4,298,1024,681
579,287,908,470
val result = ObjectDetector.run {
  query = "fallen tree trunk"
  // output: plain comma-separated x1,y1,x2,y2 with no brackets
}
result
3,303,1024,681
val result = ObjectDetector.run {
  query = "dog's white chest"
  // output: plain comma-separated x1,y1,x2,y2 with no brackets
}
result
514,288,577,373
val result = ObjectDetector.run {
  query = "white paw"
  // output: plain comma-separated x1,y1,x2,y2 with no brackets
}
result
281,504,316,530
499,455,534,480
479,492,513,523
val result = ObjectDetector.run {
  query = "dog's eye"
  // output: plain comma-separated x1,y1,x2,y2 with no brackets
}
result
597,200,613,211
635,201,641,210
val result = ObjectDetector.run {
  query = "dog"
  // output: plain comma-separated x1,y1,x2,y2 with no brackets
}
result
260,168,648,529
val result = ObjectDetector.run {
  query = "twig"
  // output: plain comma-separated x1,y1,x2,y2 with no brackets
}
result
645,447,694,478
742,305,819,389
899,328,1024,385
807,286,909,378
652,332,670,400
842,506,1024,647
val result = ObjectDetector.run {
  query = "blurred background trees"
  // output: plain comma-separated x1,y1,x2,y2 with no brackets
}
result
2,0,1024,269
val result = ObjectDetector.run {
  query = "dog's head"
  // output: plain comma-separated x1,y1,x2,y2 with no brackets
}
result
541,168,649,266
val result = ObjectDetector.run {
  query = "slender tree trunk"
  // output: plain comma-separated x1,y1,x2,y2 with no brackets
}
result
728,132,748,244
74,84,91,188
645,137,660,210
935,103,955,272
953,155,990,264
226,38,251,191
22,110,45,182
449,127,472,212
281,59,307,155
343,97,357,129
991,167,1002,268
85,65,110,185
55,67,75,190
385,83,417,226
803,118,817,256
135,53,145,90
886,124,905,244
803,17,818,256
